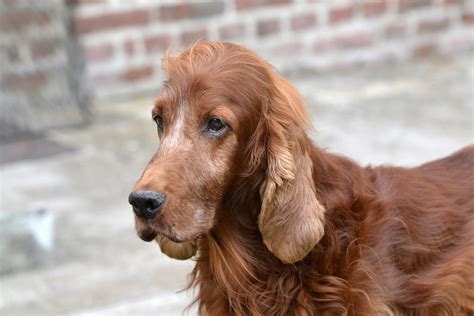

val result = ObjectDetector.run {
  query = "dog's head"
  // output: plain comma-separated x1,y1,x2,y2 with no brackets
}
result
130,41,325,263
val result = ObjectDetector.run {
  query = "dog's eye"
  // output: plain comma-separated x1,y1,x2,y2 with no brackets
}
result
207,117,226,133
155,115,164,133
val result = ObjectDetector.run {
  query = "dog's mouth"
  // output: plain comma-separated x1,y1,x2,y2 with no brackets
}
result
136,222,191,243
134,206,210,244
137,226,158,242
135,214,173,242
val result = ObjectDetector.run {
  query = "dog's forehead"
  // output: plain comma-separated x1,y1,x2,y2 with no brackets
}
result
153,92,186,114
153,97,208,118
154,85,229,117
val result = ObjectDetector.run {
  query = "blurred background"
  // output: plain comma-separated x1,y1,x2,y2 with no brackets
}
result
0,0,473,315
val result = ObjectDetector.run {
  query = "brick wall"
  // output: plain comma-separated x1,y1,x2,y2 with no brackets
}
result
74,0,473,101
0,0,89,140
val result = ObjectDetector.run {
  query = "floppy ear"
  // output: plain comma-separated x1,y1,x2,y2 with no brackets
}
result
257,75,326,264
155,235,197,260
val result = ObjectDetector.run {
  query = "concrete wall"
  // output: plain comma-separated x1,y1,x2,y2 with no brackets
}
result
0,0,88,140
73,0,474,101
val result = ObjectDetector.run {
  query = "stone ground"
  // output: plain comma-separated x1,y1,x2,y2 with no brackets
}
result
0,53,473,316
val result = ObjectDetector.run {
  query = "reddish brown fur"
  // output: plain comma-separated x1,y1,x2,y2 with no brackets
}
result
131,41,474,315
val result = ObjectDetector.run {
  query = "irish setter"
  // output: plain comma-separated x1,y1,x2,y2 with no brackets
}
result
129,41,473,315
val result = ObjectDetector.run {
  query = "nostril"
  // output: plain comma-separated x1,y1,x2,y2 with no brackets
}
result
132,206,142,218
128,191,166,220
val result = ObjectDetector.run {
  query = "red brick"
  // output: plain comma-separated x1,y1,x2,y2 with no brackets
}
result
418,18,450,33
462,13,474,25
144,35,171,53
413,42,437,57
219,23,245,41
0,11,50,32
90,72,117,87
122,66,154,81
329,61,353,72
235,0,292,11
30,38,59,59
266,42,303,57
329,5,353,24
75,10,150,34
313,39,332,53
385,23,406,39
2,73,46,91
398,0,432,12
181,28,208,46
363,0,388,17
291,12,317,31
159,3,188,21
159,2,224,22
257,18,280,37
84,43,114,62
333,32,373,49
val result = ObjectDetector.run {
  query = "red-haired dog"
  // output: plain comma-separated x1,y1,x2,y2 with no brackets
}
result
129,41,473,315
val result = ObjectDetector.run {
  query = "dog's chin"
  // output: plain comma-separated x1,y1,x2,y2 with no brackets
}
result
137,227,158,242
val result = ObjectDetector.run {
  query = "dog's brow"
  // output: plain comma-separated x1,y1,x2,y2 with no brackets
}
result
152,98,167,117
151,107,159,119
207,106,237,127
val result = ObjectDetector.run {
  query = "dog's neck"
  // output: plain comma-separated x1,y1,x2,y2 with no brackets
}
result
190,142,378,314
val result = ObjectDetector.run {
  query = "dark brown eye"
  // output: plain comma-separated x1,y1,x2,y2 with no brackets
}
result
207,117,226,132
155,115,164,133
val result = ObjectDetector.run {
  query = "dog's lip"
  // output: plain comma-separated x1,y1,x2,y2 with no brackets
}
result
137,228,158,242
136,217,205,243
137,225,189,243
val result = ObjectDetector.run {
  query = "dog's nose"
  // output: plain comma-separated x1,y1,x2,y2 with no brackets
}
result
128,190,166,220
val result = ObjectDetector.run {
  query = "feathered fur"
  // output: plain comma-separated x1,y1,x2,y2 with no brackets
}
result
132,41,474,315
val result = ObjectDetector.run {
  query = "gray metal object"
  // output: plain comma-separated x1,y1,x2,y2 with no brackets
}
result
0,209,54,275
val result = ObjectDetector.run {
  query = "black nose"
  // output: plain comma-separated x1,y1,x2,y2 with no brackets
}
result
128,190,166,220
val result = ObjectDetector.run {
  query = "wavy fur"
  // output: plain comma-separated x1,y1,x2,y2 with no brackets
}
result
133,41,474,315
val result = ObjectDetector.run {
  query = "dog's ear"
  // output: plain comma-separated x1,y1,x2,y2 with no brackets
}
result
155,235,197,260
257,75,326,264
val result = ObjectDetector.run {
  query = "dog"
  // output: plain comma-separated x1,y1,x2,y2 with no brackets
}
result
129,41,473,315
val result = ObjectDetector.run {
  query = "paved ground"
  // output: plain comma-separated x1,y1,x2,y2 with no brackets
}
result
0,53,473,316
